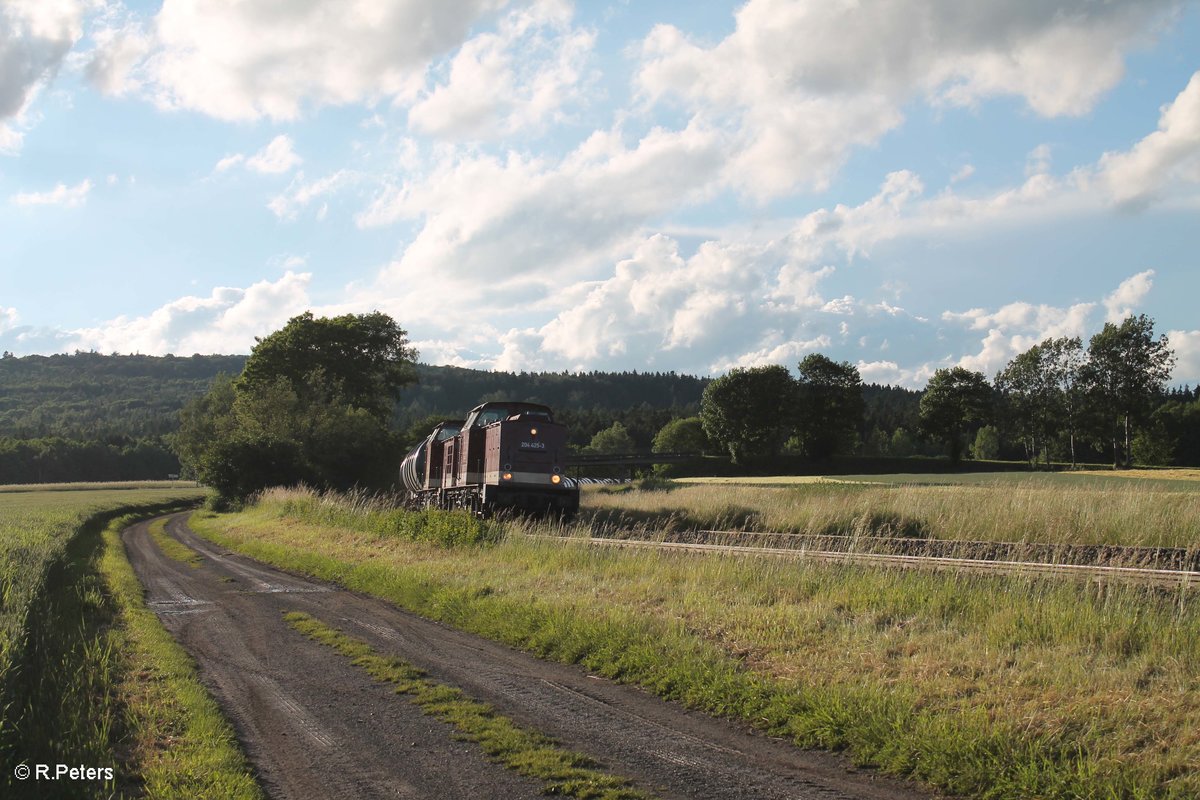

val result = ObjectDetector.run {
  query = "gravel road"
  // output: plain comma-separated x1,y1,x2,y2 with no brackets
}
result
124,513,937,800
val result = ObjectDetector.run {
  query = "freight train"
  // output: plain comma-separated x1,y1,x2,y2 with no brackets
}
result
399,401,579,517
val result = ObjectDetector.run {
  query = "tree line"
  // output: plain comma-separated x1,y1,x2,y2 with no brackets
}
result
1,312,1196,489
0,436,178,484
684,314,1192,469
0,349,710,485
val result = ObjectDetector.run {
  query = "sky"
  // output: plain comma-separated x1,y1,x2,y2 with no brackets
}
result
1,0,1199,387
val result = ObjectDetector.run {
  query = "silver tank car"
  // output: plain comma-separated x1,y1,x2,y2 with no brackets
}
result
399,420,462,497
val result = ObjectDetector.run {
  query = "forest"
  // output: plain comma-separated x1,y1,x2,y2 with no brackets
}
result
2,335,1197,486
0,351,715,483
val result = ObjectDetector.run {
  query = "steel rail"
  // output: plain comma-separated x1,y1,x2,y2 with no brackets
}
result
595,527,1200,569
541,535,1200,589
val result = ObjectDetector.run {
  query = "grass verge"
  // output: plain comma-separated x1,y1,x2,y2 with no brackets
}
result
103,515,263,799
147,517,202,567
0,490,261,799
1,490,202,798
284,611,649,800
258,486,505,546
192,491,1200,800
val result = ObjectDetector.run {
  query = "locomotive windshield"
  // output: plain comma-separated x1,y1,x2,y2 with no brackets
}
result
433,422,462,441
464,403,553,428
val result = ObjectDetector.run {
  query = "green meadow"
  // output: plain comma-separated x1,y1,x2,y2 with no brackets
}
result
190,482,1200,799
0,484,259,800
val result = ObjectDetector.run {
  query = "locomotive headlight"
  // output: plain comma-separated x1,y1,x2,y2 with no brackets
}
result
502,472,513,481
551,474,561,484
530,427,538,436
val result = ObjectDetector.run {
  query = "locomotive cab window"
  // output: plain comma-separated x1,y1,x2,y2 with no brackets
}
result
464,403,555,429
434,424,462,441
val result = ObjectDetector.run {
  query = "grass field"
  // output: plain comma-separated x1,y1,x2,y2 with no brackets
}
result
0,480,201,494
0,484,259,799
191,485,1200,800
0,486,205,687
599,473,1200,547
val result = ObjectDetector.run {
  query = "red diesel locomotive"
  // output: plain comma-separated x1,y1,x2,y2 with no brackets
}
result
399,401,579,517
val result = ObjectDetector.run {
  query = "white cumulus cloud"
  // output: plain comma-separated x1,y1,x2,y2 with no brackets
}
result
102,0,509,121
944,271,1159,378
0,0,85,117
216,134,303,174
84,10,152,96
408,0,594,139
268,170,356,221
360,121,727,324
473,172,940,375
0,0,86,151
1103,269,1155,323
67,271,313,355
1098,70,1200,209
635,0,1177,200
1166,329,1200,385
10,178,93,208
0,306,18,333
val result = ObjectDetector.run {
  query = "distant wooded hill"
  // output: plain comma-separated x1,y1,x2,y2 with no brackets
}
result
0,352,249,440
0,351,931,483
0,352,716,440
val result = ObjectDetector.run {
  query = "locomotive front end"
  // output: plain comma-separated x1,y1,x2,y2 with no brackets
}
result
481,409,579,516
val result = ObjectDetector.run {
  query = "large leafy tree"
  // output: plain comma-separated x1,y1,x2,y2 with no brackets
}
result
1144,396,1200,466
995,336,1088,468
918,367,992,463
996,344,1058,468
792,354,864,459
1041,337,1086,468
586,421,636,454
177,312,419,501
700,365,796,463
652,417,711,454
1081,314,1174,468
238,311,418,419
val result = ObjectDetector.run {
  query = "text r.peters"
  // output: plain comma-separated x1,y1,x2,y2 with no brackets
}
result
28,764,114,780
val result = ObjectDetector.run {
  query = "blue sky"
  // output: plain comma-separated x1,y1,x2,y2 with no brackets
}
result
1,0,1198,386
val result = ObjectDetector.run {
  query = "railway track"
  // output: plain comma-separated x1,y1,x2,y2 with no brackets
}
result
653,529,1200,570
545,529,1200,589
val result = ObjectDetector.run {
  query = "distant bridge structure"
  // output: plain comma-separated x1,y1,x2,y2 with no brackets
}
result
565,452,699,480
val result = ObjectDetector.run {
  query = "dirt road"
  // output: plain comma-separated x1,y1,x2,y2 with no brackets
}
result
125,514,936,800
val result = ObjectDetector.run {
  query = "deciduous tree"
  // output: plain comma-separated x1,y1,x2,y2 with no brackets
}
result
586,421,636,454
971,425,1000,461
700,365,796,463
1080,315,1174,468
919,367,992,463
652,417,711,454
1042,337,1086,468
996,344,1057,468
238,311,417,420
177,312,419,501
792,354,864,460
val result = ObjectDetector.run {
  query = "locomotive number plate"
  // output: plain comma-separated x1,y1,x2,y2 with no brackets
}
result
519,441,546,449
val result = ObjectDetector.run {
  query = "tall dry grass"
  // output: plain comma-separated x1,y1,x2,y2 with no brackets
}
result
583,480,1200,547
197,485,1200,798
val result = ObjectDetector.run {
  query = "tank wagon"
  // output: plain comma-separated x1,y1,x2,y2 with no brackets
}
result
400,401,579,517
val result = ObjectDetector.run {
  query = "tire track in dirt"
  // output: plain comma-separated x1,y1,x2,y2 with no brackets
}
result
126,513,938,800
